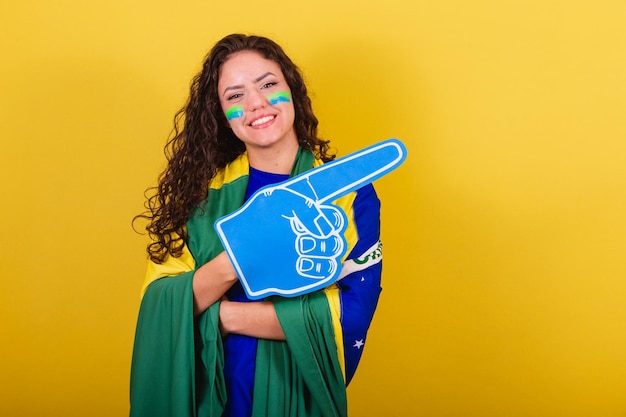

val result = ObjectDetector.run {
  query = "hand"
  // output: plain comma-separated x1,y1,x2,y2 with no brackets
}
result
215,139,407,299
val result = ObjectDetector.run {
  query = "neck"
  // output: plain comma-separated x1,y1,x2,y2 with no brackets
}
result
246,141,299,174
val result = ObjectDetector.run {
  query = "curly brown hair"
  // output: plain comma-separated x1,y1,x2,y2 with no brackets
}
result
136,34,334,263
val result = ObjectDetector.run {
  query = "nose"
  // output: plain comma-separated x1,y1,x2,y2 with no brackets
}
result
246,89,267,112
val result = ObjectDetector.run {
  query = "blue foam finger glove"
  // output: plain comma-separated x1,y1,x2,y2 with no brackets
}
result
215,138,407,299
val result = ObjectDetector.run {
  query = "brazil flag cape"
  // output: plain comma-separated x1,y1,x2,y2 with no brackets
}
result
130,148,348,417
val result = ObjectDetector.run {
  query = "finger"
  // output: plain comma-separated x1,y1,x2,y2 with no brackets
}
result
296,234,344,257
279,138,407,203
286,204,333,236
320,205,345,230
296,257,339,280
287,203,345,237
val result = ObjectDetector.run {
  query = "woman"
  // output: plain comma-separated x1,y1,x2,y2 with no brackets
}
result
130,34,383,417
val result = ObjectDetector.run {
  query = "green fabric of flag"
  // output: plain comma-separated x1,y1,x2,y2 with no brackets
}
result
130,273,226,417
253,293,347,417
130,148,347,417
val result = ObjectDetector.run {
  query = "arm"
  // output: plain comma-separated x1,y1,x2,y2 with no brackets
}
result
191,252,284,337
219,300,286,340
192,251,239,316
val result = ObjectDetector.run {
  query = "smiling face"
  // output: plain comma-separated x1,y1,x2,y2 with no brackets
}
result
218,50,298,170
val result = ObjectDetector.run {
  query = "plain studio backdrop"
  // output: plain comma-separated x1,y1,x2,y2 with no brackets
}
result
1,1,625,416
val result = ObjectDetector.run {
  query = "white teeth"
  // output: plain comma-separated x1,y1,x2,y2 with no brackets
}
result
251,115,274,126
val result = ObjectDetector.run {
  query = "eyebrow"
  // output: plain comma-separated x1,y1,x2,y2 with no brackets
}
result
222,72,277,96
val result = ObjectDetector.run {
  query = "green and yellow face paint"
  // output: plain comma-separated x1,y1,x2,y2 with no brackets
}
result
225,105,244,121
267,91,291,106
225,92,290,120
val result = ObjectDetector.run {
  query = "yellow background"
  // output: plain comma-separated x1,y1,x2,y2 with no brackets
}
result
2,0,625,416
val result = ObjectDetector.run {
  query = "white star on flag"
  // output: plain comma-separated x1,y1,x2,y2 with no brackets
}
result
353,339,364,349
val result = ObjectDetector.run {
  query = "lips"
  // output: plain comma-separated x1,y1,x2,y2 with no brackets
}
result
250,115,275,127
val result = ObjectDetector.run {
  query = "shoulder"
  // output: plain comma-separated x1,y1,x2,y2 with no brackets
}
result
209,153,250,189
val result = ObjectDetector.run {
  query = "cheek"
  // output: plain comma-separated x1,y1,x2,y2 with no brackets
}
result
267,91,292,106
225,105,244,121
285,102,296,123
